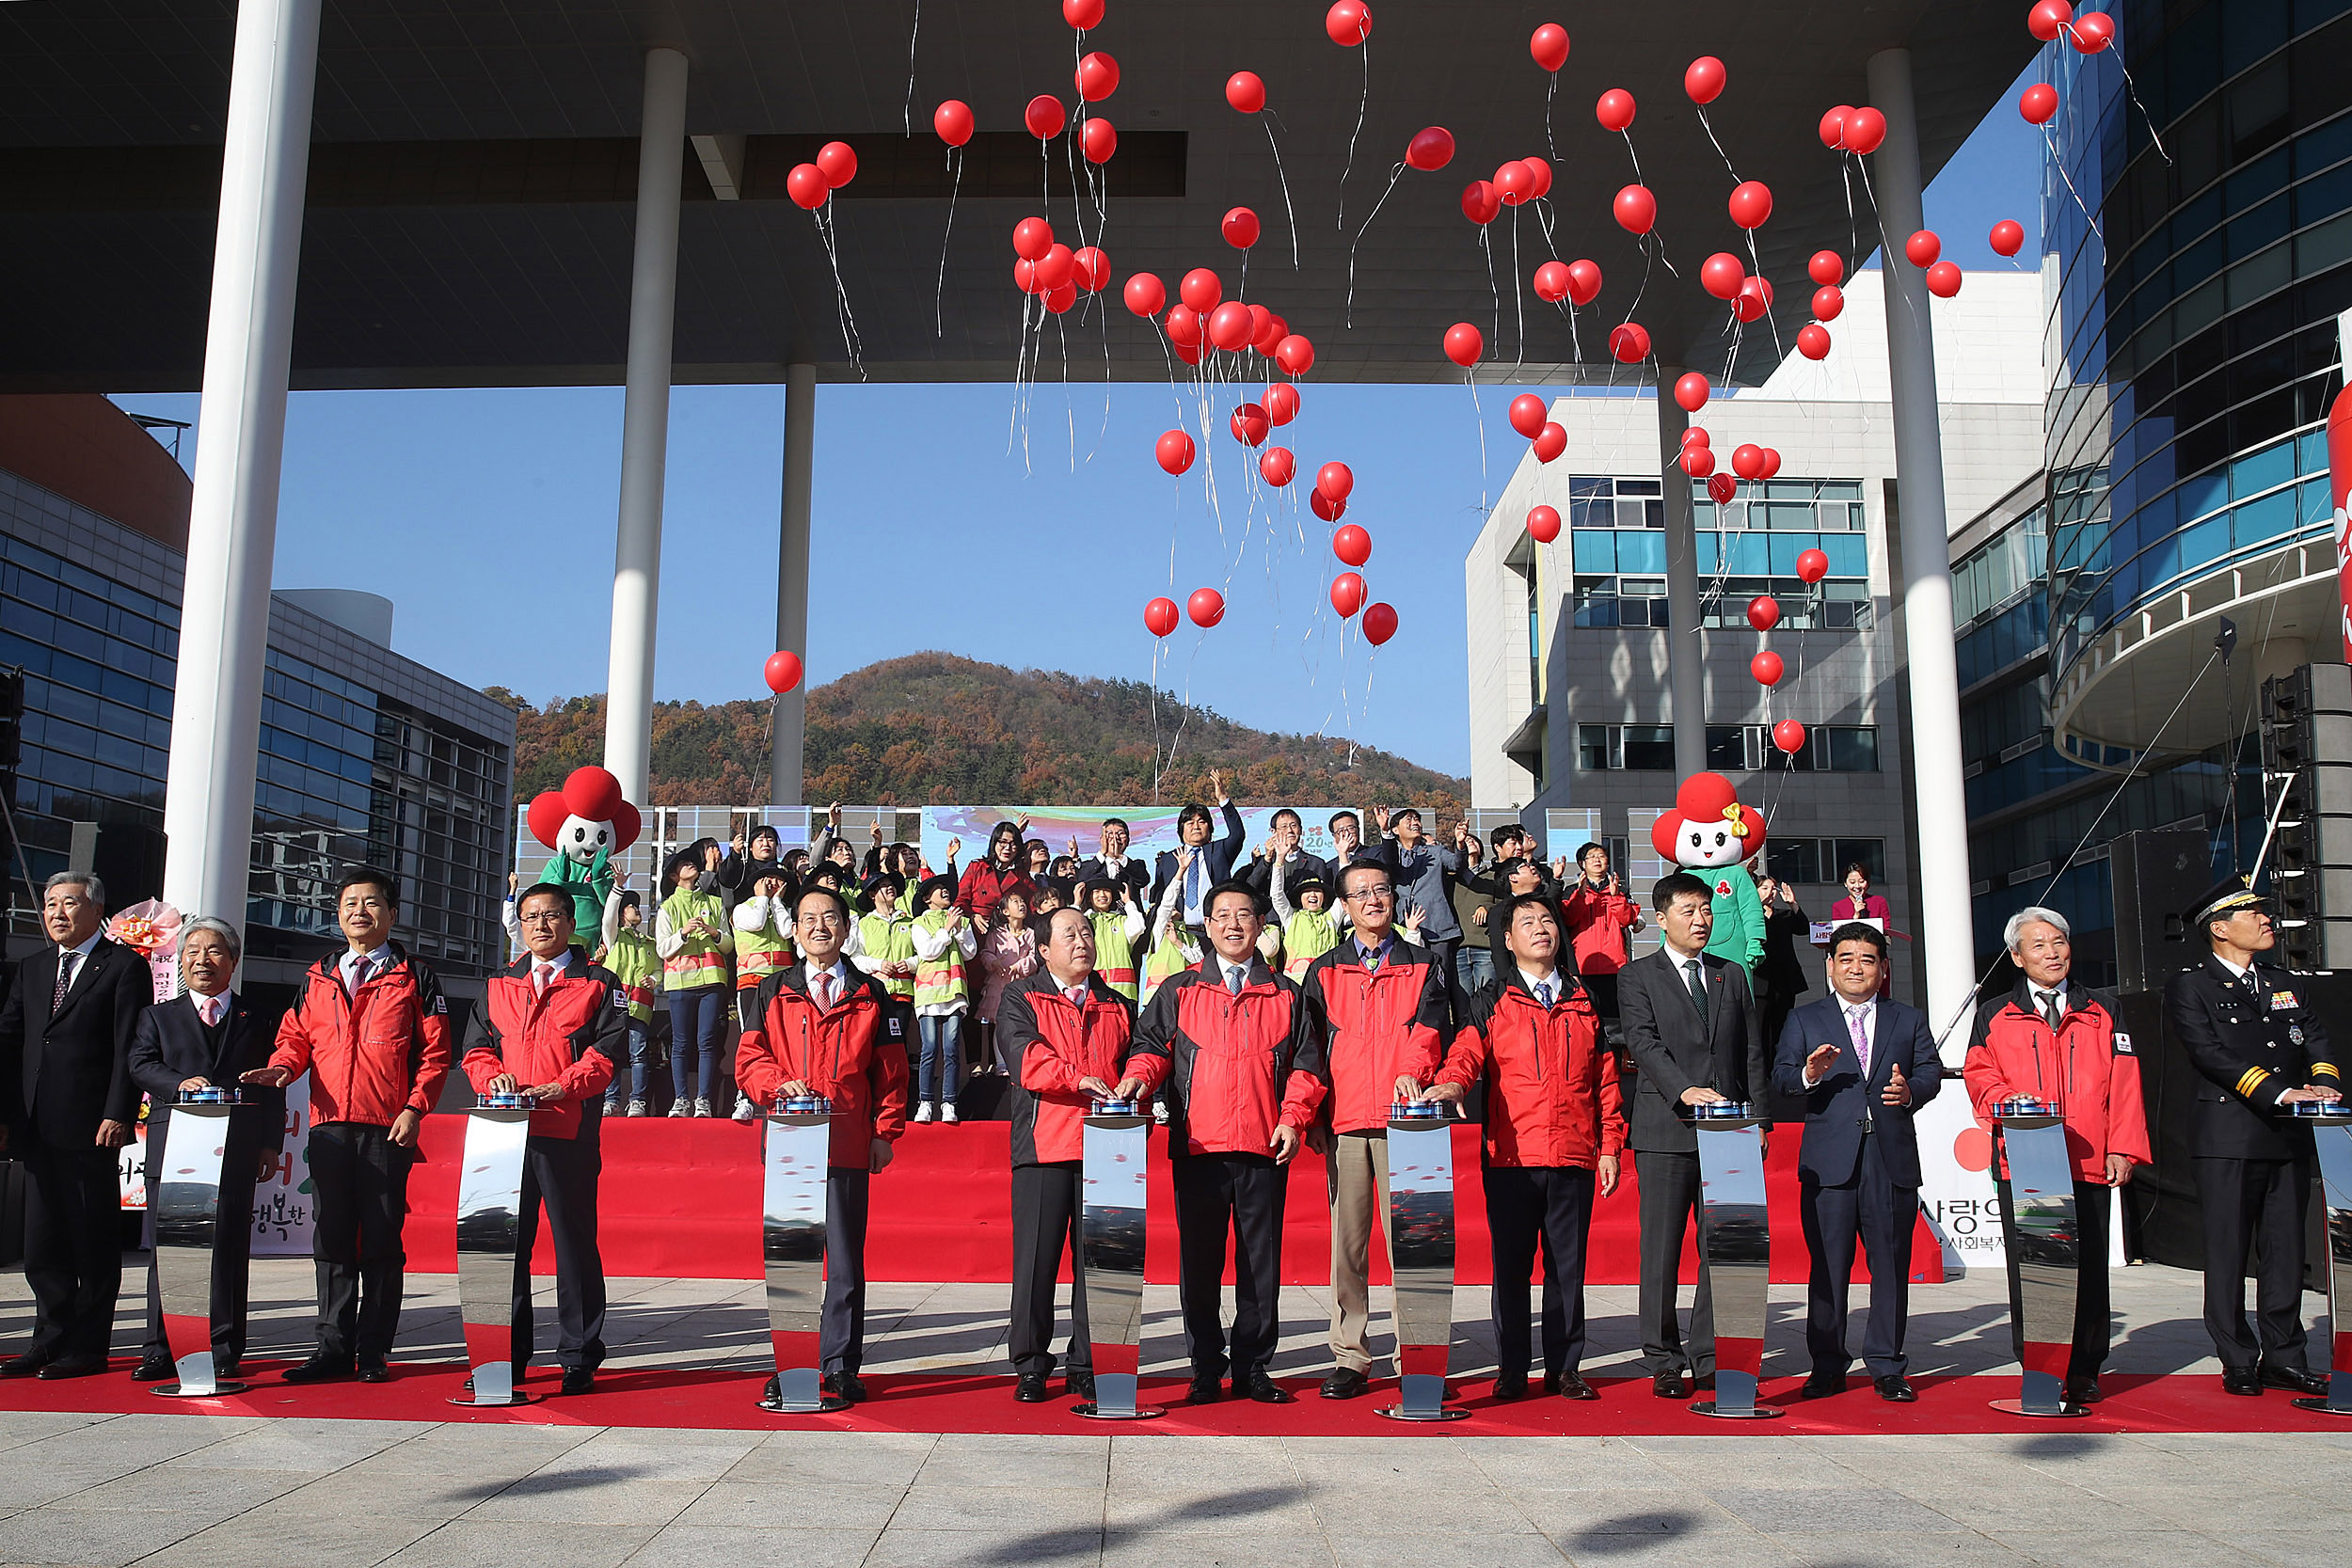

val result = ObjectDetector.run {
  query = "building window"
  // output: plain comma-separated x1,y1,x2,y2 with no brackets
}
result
1577,723,1678,770
1765,837,1887,886
1703,724,1880,773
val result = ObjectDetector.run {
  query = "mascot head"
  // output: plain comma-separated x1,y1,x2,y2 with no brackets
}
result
527,766,643,866
1648,771,1767,873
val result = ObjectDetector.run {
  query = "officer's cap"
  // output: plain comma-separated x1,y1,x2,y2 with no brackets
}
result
2185,873,2265,931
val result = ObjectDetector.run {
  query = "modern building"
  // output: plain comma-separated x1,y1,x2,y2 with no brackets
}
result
1464,272,2046,997
0,395,516,1000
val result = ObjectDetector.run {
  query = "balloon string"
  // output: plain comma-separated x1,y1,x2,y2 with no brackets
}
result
933,148,961,338
2039,124,2106,245
1620,128,1644,186
1468,374,1488,513
814,203,866,379
2063,33,2170,165
1565,299,1583,364
1263,119,1301,269
1057,310,1075,475
1696,104,1740,182
1544,72,1558,164
1510,208,1526,372
1479,225,1500,346
1344,163,1406,326
901,0,920,136
1338,41,1370,231
1533,196,1560,261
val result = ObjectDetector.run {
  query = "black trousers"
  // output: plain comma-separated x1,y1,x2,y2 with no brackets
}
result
2195,1155,2310,1371
140,1117,262,1365
512,1127,606,1373
307,1121,415,1365
1485,1164,1596,1380
1800,1135,1916,1379
1635,1148,1715,1377
1996,1177,2112,1383
820,1166,871,1375
1426,937,1462,1025
1009,1162,1092,1377
23,1141,123,1361
1171,1151,1286,1379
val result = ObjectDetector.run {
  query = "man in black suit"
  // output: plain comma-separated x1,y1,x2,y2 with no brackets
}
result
1150,770,1245,933
1772,921,1944,1402
1239,808,1331,909
1618,870,1769,1399
0,872,151,1378
127,916,284,1381
1073,817,1152,910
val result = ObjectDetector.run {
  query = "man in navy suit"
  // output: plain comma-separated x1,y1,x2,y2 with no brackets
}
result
1772,921,1943,1402
127,916,284,1381
1151,769,1245,935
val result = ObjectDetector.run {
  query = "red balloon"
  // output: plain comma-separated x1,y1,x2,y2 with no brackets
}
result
786,163,829,210
1926,261,1963,298
1362,602,1398,646
1731,443,1766,481
1679,446,1715,479
1809,249,1846,286
1207,301,1254,352
1526,504,1562,544
2020,83,2058,125
1596,88,1636,133
1063,0,1104,27
1076,50,1120,102
1073,246,1110,293
2072,11,2115,53
1795,547,1829,584
1025,95,1067,140
816,140,857,188
1707,471,1737,504
1530,23,1570,73
1773,719,1807,755
1034,244,1075,291
1406,126,1455,172
2027,0,2074,42
1173,340,1204,367
1156,430,1196,475
1014,216,1055,261
1685,55,1726,105
1222,206,1262,249
1533,422,1567,463
1682,426,1711,449
1797,323,1832,360
1904,230,1941,268
1012,258,1041,294
1674,372,1709,413
1044,280,1078,315
1187,587,1226,628
1819,105,1852,151
1227,71,1267,114
1508,393,1548,437
1520,155,1553,200
1333,523,1372,565
1311,487,1348,522
1495,161,1535,207
1990,219,2026,257
1231,403,1270,446
1330,571,1366,618
1727,180,1773,230
1082,117,1118,163
763,650,804,695
934,99,976,147
1751,650,1784,688
1248,306,1282,356
1326,0,1372,46
1565,259,1602,306
1845,107,1886,153
1166,303,1202,346
1316,462,1356,500
1276,334,1315,375
1532,260,1571,302
1700,252,1746,301
1263,383,1300,425
1260,445,1295,485
1734,276,1773,324
1462,180,1502,225
1747,595,1781,632
1758,448,1782,481
1180,268,1223,313
1443,322,1484,368
1613,184,1657,235
1607,323,1650,363
1144,595,1180,638
1812,284,1845,322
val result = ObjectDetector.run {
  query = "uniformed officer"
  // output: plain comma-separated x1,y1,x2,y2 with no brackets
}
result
2164,875,2341,1396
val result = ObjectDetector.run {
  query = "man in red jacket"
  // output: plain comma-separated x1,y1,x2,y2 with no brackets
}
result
1299,860,1447,1400
1962,906,2150,1405
996,906,1157,1403
735,884,913,1403
461,883,624,1395
1425,894,1625,1401
1131,879,1327,1405
244,867,453,1384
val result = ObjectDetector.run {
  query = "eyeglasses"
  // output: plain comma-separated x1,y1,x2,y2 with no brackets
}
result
1343,887,1393,902
517,911,571,927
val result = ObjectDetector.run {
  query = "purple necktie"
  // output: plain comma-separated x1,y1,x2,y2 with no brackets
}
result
1848,1005,1871,1076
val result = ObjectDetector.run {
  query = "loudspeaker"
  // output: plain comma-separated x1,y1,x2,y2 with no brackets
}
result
2108,830,2209,995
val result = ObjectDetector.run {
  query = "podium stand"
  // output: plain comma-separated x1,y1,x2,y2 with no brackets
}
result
1691,1105,1780,1419
1074,1100,1161,1419
1991,1100,2090,1418
761,1100,848,1414
452,1098,538,1406
1377,1103,1466,1422
150,1095,246,1398
2292,1104,2352,1417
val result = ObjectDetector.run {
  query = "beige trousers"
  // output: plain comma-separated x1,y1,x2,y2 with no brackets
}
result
1327,1131,1392,1372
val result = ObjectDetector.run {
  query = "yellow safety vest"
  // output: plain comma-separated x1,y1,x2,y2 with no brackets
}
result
607,927,661,1022
1283,908,1340,980
737,903,795,989
858,910,918,999
1090,911,1138,1002
914,911,970,1009
660,887,729,990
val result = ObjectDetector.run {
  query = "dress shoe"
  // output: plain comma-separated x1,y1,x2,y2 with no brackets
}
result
1651,1370,1686,1399
1239,1367,1295,1404
1557,1373,1599,1402
1540,1370,1562,1395
1185,1371,1224,1405
358,1362,393,1385
559,1366,596,1397
1802,1372,1844,1400
2260,1364,2328,1396
821,1371,866,1402
1015,1370,1052,1402
281,1355,354,1385
1066,1370,1095,1402
133,1354,175,1381
2221,1366,2264,1397
1320,1366,1369,1401
1,1352,53,1378
1873,1374,1917,1403
2063,1376,2102,1406
38,1356,105,1380
214,1360,241,1381
1692,1371,1717,1393
762,1373,783,1404
1491,1371,1529,1402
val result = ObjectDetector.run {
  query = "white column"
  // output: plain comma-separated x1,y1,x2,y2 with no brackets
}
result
1657,376,1708,777
1868,47,1976,1036
770,362,817,809
601,47,691,804
160,0,323,927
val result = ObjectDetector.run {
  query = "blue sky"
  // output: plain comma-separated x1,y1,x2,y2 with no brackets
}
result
115,70,2039,783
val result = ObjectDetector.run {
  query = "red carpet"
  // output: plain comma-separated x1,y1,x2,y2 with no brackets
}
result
2,1359,2334,1436
405,1116,1942,1288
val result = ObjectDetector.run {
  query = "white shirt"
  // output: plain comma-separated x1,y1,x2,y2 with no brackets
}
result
2028,980,2067,1021
2213,954,2251,983
1215,954,1254,991
342,942,393,996
1517,967,1562,1004
189,988,231,1028
807,958,850,1006
1807,993,1878,1086
54,928,102,993
531,952,570,991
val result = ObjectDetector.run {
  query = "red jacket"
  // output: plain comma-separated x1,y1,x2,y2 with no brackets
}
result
998,971,1161,1164
461,949,624,1140
956,859,1036,928
269,944,453,1128
1562,880,1640,976
736,962,914,1168
1439,973,1626,1168
1131,959,1327,1157
1963,982,2151,1181
1299,935,1447,1134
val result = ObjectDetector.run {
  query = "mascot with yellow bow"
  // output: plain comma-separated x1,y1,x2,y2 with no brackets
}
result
1649,771,1768,976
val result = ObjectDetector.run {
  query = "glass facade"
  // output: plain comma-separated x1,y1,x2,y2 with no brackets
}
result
1569,474,1874,630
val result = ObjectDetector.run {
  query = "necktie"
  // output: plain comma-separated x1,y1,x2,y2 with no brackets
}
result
53,951,78,1014
1066,986,1087,1009
1534,979,1554,1009
1227,964,1244,996
534,965,552,998
1849,1006,1871,1075
815,971,836,1011
346,955,373,997
1685,958,1708,1024
2041,989,2063,1034
200,994,222,1028
1363,943,1382,974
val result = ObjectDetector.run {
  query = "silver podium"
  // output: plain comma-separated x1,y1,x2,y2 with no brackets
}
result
2292,1103,2352,1417
452,1096,538,1407
1074,1098,1162,1419
150,1091,246,1398
1377,1101,1466,1421
1691,1103,1781,1418
761,1097,848,1414
1991,1098,2091,1418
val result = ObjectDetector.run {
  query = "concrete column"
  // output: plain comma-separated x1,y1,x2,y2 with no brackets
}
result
1657,375,1708,777
770,362,817,809
1868,47,1976,1036
601,47,691,804
160,0,323,927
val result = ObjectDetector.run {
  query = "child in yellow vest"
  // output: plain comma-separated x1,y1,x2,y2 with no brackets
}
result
655,849,733,1117
1270,859,1343,981
600,879,664,1116
910,875,978,1124
728,869,799,1123
1083,877,1148,1003
854,876,920,1004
